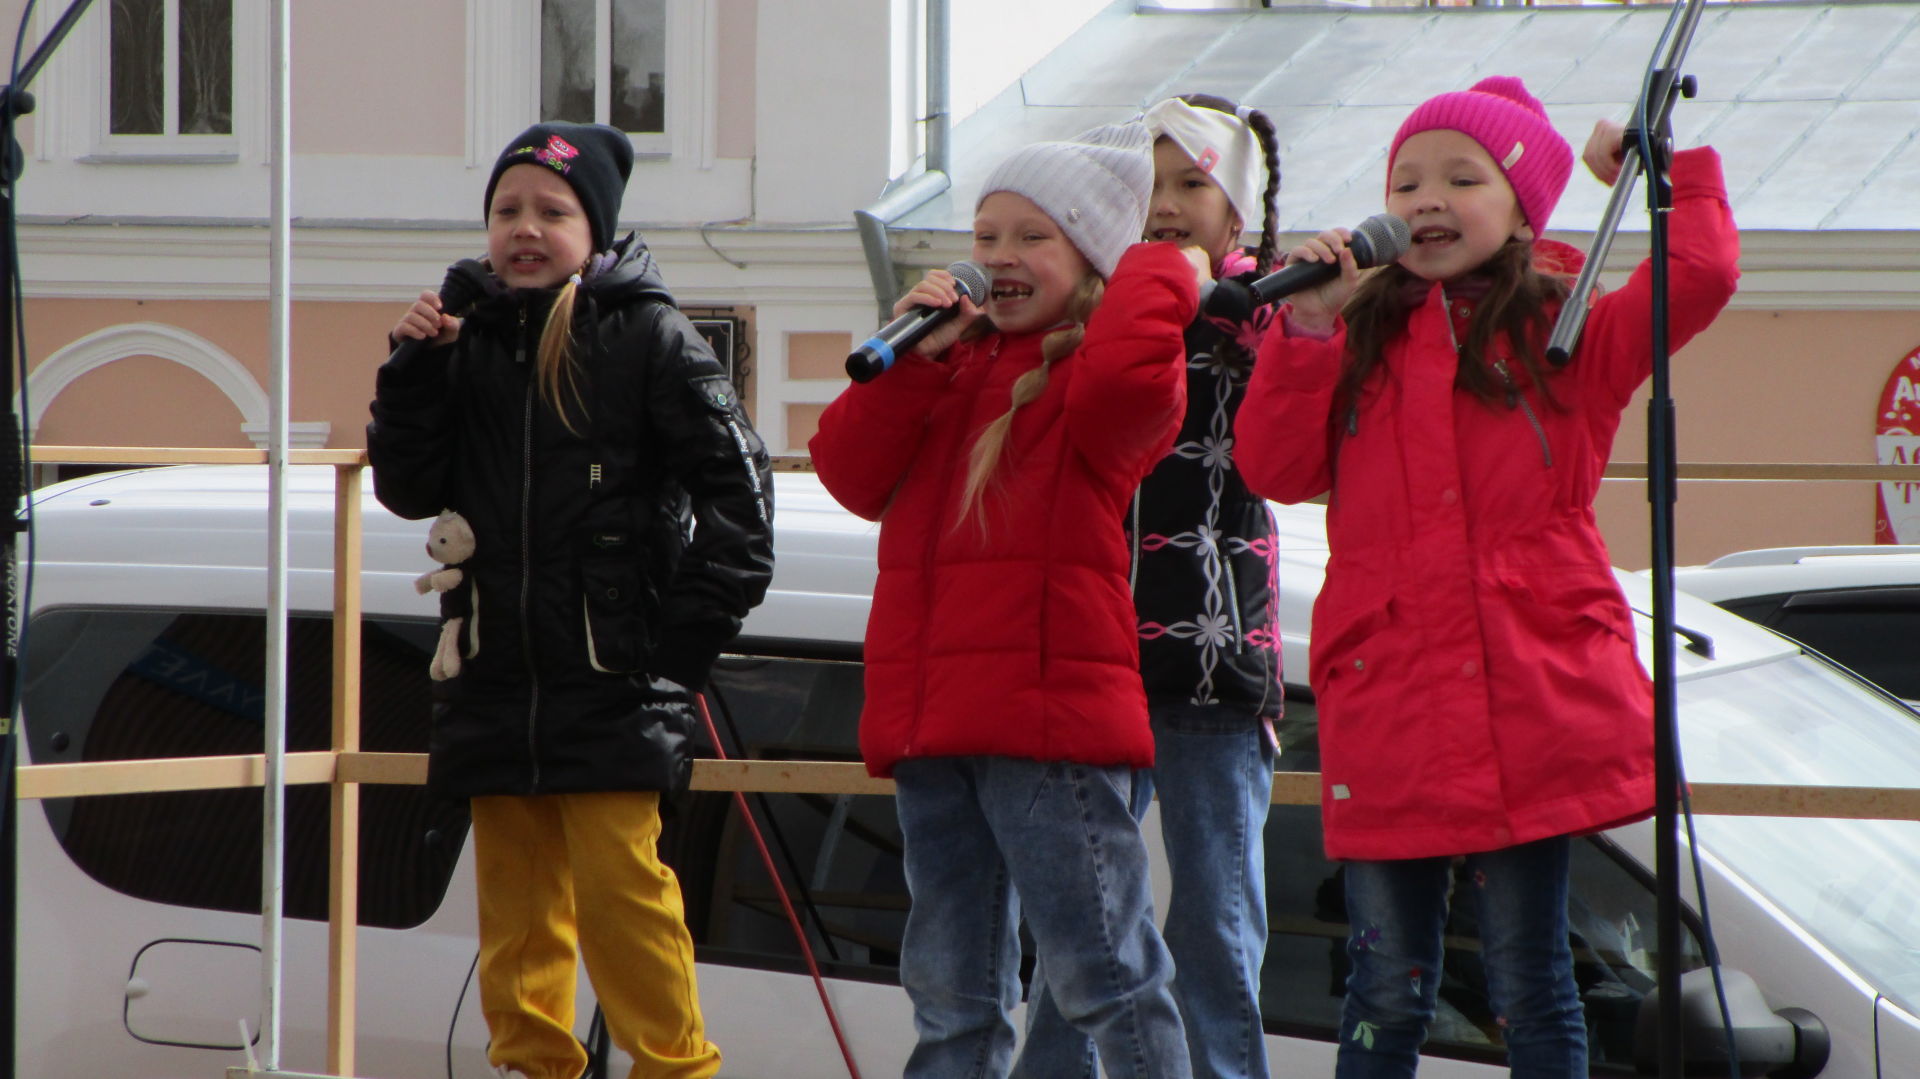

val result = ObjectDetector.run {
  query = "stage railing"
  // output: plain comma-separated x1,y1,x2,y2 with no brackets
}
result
15,445,1920,1077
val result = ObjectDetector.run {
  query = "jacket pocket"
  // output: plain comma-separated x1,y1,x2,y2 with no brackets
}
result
581,526,654,674
1309,594,1394,692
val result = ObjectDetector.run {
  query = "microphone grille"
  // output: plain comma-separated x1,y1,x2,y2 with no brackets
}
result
1352,214,1411,269
947,260,990,302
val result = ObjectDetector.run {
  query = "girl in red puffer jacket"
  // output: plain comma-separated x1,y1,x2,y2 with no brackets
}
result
812,122,1209,1079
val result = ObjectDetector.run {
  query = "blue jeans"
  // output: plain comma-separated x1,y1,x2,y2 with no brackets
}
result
1014,704,1274,1079
1336,836,1586,1079
894,756,1191,1079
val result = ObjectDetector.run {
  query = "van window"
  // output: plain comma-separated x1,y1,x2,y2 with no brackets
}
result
23,608,470,930
666,652,907,979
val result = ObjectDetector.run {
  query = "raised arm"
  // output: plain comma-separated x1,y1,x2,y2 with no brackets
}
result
1064,242,1200,473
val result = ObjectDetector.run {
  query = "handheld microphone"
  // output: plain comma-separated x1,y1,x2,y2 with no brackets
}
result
1201,214,1412,322
846,261,990,383
388,257,491,366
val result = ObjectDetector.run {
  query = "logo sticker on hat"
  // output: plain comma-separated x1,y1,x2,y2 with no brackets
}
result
1502,142,1524,170
1196,147,1220,173
536,134,580,174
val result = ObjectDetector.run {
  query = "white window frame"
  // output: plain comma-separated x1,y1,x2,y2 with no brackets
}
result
35,0,263,165
466,0,715,169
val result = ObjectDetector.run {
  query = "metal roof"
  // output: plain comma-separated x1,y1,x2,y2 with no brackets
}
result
898,2,1920,238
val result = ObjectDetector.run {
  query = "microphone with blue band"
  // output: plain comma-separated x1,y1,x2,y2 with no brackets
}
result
846,261,990,383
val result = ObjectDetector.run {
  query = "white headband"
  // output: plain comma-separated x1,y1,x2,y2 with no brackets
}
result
1141,98,1270,235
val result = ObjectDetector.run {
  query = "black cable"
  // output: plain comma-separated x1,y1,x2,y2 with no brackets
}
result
447,947,479,1079
584,1004,609,1078
1678,780,1740,1077
705,681,844,963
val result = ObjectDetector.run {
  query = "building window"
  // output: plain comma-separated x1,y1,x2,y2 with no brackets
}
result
468,0,712,167
32,0,258,164
540,0,665,135
108,0,232,137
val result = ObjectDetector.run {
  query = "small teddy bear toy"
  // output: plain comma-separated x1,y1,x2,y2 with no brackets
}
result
415,509,476,681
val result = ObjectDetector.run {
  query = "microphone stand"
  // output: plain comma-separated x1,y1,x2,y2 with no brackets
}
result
1545,0,1709,1075
0,5,97,1078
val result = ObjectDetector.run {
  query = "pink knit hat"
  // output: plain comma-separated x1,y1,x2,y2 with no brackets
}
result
1388,76,1572,238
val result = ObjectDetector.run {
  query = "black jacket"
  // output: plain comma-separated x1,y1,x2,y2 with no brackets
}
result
367,237,774,797
1129,258,1282,721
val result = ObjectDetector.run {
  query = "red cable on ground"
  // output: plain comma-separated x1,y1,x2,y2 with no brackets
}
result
694,694,865,1079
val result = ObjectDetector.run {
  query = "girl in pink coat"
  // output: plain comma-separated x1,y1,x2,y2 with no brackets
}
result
1232,77,1739,1077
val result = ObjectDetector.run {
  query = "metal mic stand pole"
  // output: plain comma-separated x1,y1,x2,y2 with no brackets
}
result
1546,0,1708,1074
0,5,99,1078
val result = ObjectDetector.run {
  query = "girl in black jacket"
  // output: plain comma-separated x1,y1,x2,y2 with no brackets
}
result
369,121,773,1079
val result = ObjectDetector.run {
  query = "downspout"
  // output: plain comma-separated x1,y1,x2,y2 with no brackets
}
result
855,0,952,320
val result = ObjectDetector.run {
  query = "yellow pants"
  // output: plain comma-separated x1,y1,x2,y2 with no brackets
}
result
471,791,721,1079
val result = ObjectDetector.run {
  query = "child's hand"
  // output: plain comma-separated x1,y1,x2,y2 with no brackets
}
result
1180,245,1213,292
393,291,460,348
1282,228,1359,334
894,268,982,359
1584,119,1628,187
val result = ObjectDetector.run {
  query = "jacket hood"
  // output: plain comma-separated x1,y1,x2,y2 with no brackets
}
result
581,231,676,309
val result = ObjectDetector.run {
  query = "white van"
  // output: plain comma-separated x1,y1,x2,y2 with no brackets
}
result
16,463,1915,1077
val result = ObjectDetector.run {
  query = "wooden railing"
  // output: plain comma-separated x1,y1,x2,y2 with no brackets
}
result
14,446,1920,1077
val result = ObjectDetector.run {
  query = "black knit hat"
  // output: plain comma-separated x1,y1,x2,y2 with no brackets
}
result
483,122,635,252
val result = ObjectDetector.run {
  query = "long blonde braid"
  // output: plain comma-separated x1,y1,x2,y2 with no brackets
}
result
955,273,1106,525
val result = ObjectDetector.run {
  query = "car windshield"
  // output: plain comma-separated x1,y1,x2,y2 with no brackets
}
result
1678,650,1920,1012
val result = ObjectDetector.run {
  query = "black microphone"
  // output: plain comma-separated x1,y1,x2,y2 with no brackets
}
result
388,257,491,366
846,261,989,383
1201,213,1412,322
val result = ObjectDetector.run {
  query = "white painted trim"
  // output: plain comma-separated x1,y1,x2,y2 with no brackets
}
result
14,220,1920,312
22,322,269,436
14,217,869,302
465,0,539,169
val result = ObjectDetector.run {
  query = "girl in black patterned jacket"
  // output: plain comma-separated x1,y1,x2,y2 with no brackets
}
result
1014,94,1284,1079
368,121,772,1079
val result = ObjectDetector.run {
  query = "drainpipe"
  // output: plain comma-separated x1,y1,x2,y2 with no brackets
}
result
855,0,952,320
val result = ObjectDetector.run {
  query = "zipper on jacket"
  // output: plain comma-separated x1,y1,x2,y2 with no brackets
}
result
1219,536,1246,655
518,320,541,790
1493,359,1553,468
588,462,603,489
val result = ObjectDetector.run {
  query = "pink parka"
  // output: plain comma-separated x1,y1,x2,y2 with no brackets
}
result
810,243,1197,778
1234,148,1740,861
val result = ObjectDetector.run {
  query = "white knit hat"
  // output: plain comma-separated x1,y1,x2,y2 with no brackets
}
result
977,121,1154,279
1142,97,1270,236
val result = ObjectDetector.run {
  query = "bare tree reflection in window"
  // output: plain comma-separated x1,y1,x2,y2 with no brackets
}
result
611,0,665,134
178,0,231,135
109,0,163,135
541,0,595,124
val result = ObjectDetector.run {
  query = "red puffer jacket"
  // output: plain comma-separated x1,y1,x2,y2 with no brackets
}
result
811,243,1196,777
1234,148,1739,860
